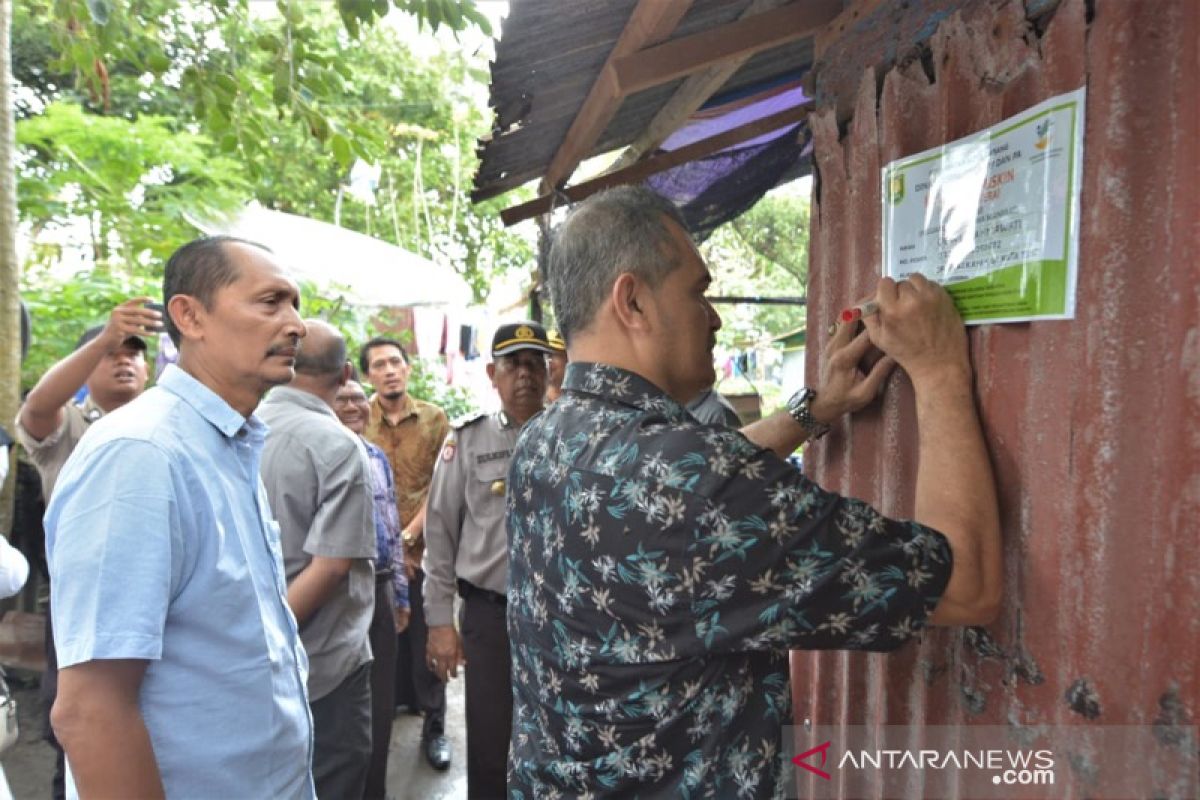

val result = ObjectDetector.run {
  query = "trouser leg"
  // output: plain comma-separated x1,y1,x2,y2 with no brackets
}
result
407,570,446,739
460,595,512,800
311,662,373,800
364,584,397,799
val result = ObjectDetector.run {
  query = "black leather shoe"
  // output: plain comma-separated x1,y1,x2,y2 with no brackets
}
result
423,734,451,771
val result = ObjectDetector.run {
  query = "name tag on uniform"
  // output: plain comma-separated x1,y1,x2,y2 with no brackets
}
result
477,450,512,465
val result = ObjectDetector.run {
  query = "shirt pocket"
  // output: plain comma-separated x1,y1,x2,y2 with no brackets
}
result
473,462,512,509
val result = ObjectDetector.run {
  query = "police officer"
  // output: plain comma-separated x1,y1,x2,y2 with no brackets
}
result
423,321,552,799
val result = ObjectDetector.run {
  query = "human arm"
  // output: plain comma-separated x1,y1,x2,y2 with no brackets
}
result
426,625,463,682
391,544,410,633
862,274,1001,625
287,556,354,626
0,536,29,598
19,298,159,440
401,501,427,579
741,322,896,457
272,429,375,625
421,432,467,681
44,440,177,798
52,659,165,799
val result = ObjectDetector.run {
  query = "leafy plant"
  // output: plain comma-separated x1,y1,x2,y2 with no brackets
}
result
406,356,478,420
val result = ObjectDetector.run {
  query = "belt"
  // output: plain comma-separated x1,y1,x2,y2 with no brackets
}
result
457,579,506,606
375,567,394,585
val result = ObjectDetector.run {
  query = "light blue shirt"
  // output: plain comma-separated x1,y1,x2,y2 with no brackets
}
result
46,365,314,799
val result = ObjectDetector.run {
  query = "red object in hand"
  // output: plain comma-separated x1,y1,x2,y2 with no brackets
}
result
839,301,879,323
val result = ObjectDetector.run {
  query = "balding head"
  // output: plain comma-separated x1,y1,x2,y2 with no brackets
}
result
293,319,348,390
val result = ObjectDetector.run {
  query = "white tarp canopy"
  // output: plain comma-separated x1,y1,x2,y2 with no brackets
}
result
196,203,471,308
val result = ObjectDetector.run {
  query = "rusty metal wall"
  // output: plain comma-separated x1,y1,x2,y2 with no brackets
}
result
798,0,1199,794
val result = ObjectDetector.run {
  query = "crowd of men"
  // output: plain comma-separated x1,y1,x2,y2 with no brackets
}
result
12,185,1000,800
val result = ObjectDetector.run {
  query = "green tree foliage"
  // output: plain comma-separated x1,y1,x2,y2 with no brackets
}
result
406,357,477,419
702,191,811,348
18,102,247,268
15,0,529,304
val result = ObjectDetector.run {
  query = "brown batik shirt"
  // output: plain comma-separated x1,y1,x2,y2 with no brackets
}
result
364,393,450,557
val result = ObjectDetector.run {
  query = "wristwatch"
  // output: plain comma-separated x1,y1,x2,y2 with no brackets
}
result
786,388,830,440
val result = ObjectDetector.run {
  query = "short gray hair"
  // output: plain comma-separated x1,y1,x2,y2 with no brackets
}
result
547,186,689,342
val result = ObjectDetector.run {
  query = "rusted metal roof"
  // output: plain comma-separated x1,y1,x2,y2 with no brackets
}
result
473,0,818,203
799,0,1199,794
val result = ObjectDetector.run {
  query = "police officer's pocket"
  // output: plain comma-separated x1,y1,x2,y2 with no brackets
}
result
476,464,510,500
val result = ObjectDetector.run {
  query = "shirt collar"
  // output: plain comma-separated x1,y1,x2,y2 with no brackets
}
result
561,362,691,423
261,385,338,420
369,391,416,426
157,364,263,439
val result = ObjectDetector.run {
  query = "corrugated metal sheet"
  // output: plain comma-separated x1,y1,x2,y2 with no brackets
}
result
799,0,1199,794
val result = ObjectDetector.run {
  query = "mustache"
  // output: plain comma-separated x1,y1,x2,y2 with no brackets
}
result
266,339,299,357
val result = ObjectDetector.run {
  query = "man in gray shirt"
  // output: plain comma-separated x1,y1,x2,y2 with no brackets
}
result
424,320,553,799
259,319,377,799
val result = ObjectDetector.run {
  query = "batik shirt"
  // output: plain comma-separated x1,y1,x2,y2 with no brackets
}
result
363,438,409,611
506,363,953,799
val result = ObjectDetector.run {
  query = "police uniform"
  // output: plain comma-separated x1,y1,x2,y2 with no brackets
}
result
422,321,553,799
424,413,520,798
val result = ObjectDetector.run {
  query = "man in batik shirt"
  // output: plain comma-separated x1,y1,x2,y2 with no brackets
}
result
506,187,1002,798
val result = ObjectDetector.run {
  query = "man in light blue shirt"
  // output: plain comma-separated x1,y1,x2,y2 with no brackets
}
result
45,236,315,799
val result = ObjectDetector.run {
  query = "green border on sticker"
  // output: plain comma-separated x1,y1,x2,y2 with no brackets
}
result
943,259,1069,320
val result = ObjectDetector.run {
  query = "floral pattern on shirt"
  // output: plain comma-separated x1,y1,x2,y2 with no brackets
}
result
506,363,952,799
364,439,408,610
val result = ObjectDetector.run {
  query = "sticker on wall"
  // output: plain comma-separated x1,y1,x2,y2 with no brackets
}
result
881,87,1085,324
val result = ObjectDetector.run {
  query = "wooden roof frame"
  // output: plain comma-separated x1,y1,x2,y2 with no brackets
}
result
501,103,811,226
537,0,696,196
505,0,841,224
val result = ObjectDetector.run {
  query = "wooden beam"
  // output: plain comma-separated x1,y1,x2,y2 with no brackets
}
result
538,0,694,195
611,0,842,96
501,103,811,227
608,0,793,173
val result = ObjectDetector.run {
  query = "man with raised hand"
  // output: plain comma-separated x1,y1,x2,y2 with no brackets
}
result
16,300,158,499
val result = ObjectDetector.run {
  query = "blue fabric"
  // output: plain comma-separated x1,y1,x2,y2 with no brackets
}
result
363,439,409,610
46,364,314,800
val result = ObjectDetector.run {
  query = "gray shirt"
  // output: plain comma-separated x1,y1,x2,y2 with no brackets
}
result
686,387,742,428
422,411,521,627
259,386,376,701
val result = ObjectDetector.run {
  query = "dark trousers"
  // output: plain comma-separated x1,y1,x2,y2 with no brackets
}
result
460,589,513,800
311,661,373,800
395,570,446,739
364,579,398,799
